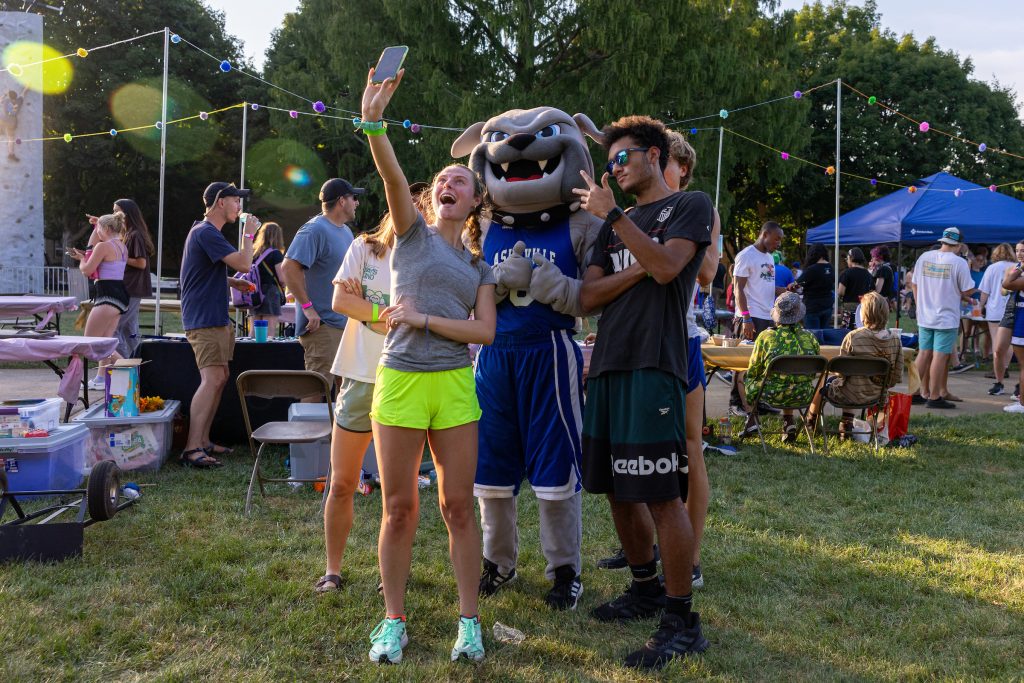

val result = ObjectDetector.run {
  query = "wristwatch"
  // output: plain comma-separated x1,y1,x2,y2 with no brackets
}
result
606,206,624,224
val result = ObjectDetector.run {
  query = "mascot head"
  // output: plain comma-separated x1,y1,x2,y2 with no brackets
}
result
451,107,602,219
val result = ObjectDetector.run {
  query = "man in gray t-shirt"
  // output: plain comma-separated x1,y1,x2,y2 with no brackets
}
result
282,178,362,385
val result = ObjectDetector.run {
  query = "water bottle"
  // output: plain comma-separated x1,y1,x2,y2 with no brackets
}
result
718,417,732,445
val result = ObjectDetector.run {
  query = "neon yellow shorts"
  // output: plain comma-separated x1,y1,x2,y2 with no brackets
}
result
370,365,481,430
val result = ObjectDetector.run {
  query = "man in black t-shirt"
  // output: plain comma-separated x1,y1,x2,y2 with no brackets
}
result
576,115,711,669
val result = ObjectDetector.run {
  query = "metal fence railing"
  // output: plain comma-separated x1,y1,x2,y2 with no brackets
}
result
0,265,90,302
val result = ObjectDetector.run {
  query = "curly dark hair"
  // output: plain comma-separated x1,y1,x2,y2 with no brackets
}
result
806,244,829,264
601,115,670,171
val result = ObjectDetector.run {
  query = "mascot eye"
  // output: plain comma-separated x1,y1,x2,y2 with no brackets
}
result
485,131,510,143
534,124,561,138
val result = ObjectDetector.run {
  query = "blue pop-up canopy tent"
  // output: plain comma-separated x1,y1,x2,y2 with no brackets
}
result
806,171,1024,246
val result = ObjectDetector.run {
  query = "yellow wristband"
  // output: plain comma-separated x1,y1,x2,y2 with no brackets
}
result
371,302,379,322
364,125,388,137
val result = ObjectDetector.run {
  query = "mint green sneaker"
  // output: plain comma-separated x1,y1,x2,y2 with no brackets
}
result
369,617,408,664
450,615,485,662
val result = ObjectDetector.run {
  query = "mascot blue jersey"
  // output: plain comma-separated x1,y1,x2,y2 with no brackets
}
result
485,218,577,335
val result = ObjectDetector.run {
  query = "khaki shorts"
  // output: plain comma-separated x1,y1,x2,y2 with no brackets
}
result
185,326,235,369
334,377,374,432
299,323,344,384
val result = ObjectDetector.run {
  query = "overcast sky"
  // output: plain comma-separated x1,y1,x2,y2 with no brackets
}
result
208,0,1021,116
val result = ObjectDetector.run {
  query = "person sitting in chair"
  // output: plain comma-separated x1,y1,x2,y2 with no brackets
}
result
742,292,820,442
807,292,903,438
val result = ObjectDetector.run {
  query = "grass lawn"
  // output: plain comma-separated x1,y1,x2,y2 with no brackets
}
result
2,413,1022,681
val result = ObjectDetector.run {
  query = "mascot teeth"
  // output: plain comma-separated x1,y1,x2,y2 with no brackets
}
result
501,162,510,173
538,159,547,171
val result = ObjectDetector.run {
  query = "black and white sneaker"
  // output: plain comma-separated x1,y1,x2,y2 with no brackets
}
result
592,581,666,622
545,565,583,610
988,382,1005,396
597,544,660,570
949,362,973,374
479,558,517,597
623,611,710,670
727,404,748,418
691,564,704,589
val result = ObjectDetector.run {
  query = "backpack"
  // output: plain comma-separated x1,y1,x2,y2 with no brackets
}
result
231,249,273,309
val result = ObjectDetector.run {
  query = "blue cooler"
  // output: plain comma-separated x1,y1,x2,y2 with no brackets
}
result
0,423,88,495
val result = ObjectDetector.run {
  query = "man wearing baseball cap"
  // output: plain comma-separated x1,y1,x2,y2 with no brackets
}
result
179,181,261,467
910,227,977,409
282,178,364,386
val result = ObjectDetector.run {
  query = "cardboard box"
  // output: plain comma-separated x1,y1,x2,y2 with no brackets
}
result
104,359,146,418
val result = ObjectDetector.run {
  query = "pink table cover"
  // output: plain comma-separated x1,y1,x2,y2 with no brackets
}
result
0,295,79,317
0,335,117,362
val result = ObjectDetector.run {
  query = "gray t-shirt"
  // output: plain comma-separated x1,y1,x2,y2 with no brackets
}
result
380,214,496,372
285,214,354,334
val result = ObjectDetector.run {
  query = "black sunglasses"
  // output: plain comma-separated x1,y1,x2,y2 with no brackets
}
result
605,147,651,174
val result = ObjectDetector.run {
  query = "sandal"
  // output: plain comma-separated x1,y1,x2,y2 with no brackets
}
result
314,574,342,593
205,443,234,456
180,447,223,468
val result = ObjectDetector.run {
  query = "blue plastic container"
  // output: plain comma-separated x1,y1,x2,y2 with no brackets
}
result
0,424,88,495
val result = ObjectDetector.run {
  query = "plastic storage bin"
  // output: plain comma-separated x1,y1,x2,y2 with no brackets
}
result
0,423,87,494
287,403,378,483
73,400,181,472
0,397,64,437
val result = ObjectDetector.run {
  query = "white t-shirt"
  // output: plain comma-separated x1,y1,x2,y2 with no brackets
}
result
732,244,776,320
912,249,974,330
330,238,392,383
979,260,1015,322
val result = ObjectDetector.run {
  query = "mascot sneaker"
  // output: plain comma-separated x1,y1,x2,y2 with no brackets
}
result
451,616,485,662
368,617,408,664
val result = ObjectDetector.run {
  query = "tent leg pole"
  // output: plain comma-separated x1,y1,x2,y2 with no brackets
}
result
833,78,842,328
896,241,902,329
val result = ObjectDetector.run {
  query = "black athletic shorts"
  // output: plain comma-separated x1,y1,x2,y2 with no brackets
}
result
581,368,688,503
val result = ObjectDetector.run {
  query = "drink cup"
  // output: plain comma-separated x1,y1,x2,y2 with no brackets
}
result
254,319,269,343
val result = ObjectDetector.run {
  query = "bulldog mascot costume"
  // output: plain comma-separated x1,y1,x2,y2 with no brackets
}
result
451,107,604,609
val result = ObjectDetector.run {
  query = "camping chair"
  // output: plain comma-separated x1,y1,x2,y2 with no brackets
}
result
820,356,891,453
237,370,334,515
745,355,828,455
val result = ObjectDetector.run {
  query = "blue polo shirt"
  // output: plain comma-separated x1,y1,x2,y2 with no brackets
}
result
285,214,353,334
180,221,236,331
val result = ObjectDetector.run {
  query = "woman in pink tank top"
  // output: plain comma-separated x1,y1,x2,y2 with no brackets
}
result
69,212,130,385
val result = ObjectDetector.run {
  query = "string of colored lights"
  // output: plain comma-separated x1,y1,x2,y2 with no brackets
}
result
664,79,838,128
4,27,1022,196
3,102,245,143
0,29,165,76
723,127,1024,194
172,32,464,132
843,82,1024,164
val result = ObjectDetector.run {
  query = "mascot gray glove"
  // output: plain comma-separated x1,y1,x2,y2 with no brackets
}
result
530,253,584,317
493,240,533,301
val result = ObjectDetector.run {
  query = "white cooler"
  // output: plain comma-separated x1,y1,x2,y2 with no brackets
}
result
287,403,377,484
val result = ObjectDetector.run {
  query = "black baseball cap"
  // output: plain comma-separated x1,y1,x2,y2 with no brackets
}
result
203,181,251,208
320,178,366,203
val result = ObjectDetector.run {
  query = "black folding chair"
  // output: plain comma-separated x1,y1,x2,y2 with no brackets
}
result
236,370,334,515
745,355,828,454
820,356,891,453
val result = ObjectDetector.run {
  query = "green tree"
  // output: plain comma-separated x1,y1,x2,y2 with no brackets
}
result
773,0,1024,255
39,0,266,270
263,0,804,244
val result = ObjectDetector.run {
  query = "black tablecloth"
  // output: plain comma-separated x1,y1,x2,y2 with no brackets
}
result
139,339,306,443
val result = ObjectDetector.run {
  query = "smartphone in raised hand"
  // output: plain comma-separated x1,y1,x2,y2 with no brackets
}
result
371,46,408,83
